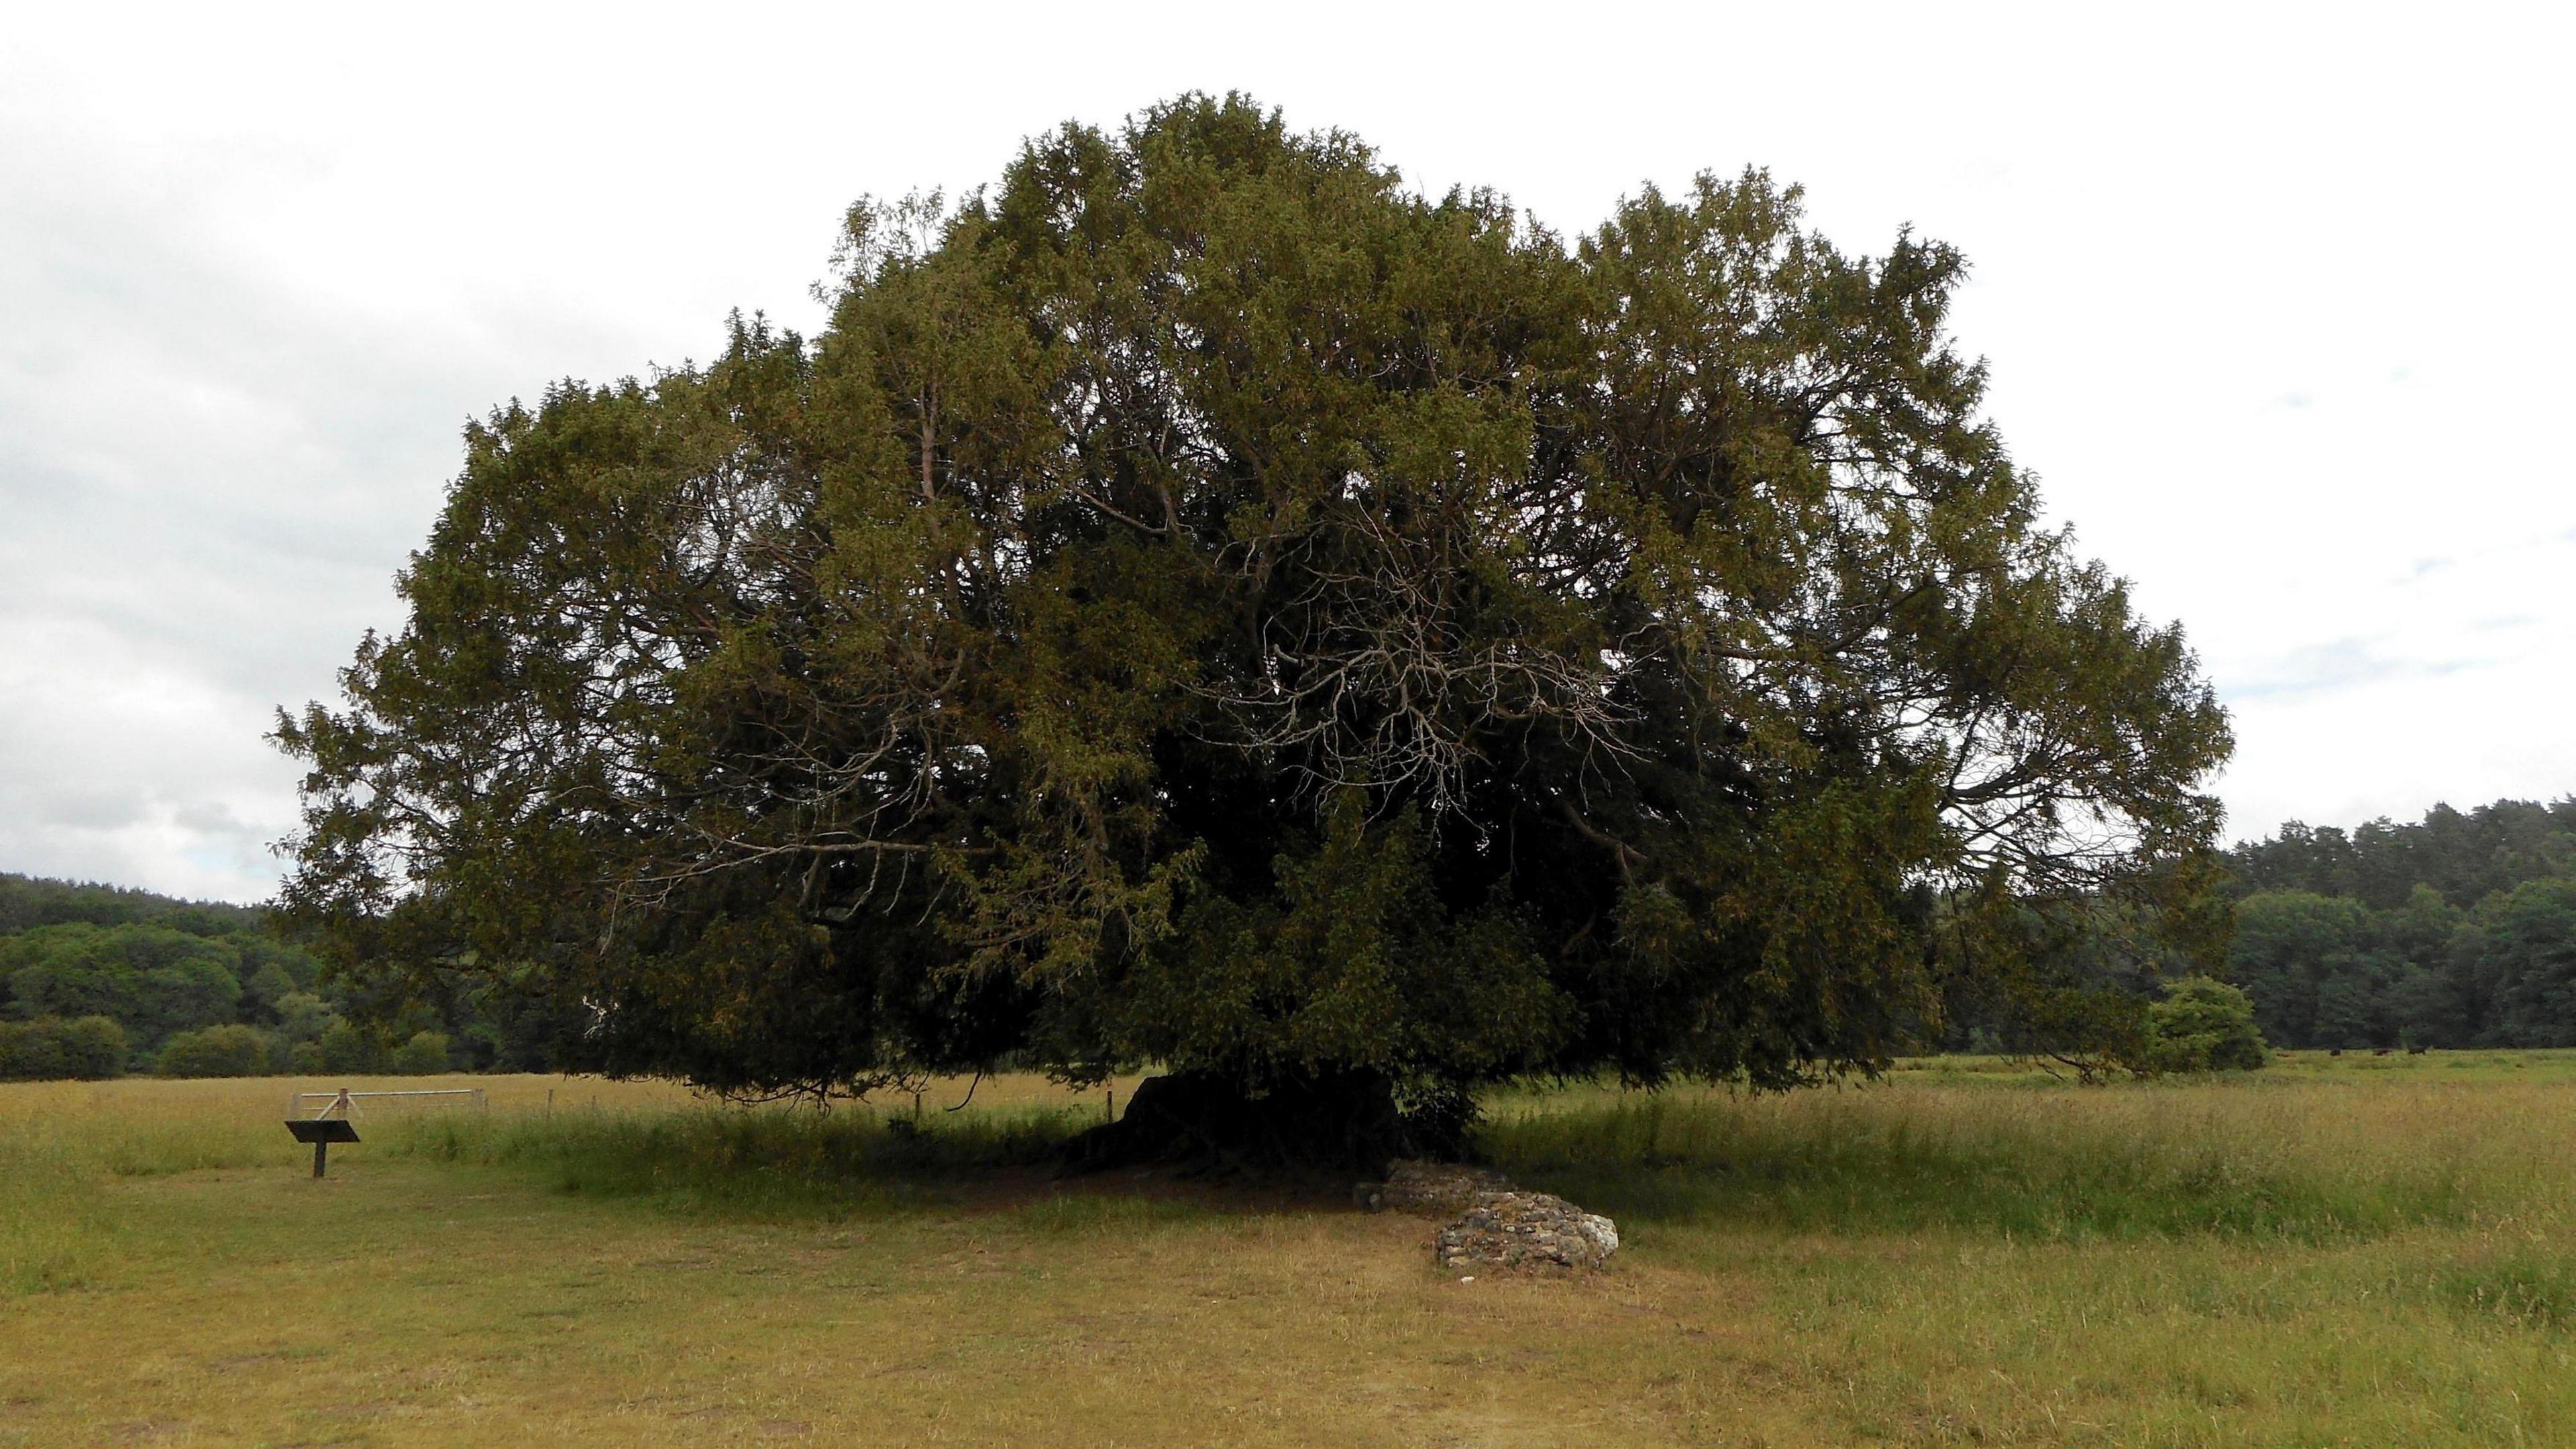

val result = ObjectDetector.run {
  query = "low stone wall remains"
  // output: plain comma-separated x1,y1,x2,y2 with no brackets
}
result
1357,1159,1619,1274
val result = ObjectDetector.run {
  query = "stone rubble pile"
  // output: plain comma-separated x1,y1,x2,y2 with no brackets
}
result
1354,1159,1509,1214
1358,1159,1620,1275
1434,1189,1620,1273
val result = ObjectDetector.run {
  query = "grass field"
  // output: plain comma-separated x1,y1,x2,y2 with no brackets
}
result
5,1053,2574,1447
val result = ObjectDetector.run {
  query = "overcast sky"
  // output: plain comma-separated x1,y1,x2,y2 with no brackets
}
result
3,2,2570,904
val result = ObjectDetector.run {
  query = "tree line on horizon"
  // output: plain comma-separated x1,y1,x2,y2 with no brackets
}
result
4,794,2568,1081
0,874,568,1080
2218,797,2576,1050
1933,795,2576,1062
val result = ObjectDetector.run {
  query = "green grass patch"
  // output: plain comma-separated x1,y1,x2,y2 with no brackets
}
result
5,1062,2575,1447
380,1101,1096,1220
2434,1248,2576,1332
1486,1075,2546,1242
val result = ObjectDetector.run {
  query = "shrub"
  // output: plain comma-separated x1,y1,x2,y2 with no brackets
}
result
53,1016,128,1078
0,1016,129,1079
270,990,341,1043
390,1031,451,1075
155,1024,275,1078
241,961,300,1018
2143,976,2269,1072
310,1020,386,1075
0,1020,67,1080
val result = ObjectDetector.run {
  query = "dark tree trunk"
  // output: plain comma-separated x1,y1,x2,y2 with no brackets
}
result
1057,1070,1473,1177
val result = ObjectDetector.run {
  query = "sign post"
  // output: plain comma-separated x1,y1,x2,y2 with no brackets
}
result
283,1117,361,1177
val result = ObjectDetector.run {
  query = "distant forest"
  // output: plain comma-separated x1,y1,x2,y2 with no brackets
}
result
0,874,568,1079
2221,798,2576,1049
5,793,2573,1078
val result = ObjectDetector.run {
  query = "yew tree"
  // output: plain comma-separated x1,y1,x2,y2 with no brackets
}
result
277,95,2229,1165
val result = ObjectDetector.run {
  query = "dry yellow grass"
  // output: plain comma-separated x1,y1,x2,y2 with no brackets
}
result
3,1059,2573,1447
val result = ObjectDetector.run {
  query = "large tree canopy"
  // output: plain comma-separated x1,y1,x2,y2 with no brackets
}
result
277,95,2229,1155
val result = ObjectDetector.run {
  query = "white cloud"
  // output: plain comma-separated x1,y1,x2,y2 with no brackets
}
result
2,0,2570,900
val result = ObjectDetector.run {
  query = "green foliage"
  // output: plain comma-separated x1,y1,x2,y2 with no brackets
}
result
1121,796,1562,1088
270,991,339,1043
0,872,557,1075
2224,799,2576,1050
2232,799,2576,909
303,1021,388,1075
275,94,2229,1124
3,924,241,1048
390,1030,453,1074
52,1016,127,1079
154,1024,274,1078
0,1021,71,1082
2464,876,2576,1046
1932,886,2233,1076
0,1016,128,1081
239,962,298,1019
0,873,260,937
2141,976,2267,1073
0,895,350,1063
